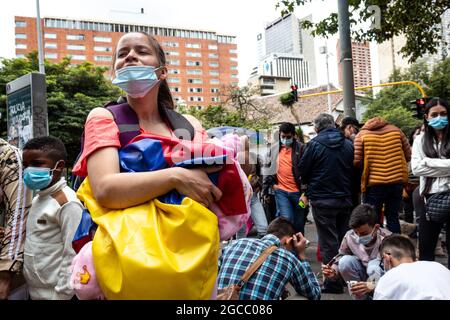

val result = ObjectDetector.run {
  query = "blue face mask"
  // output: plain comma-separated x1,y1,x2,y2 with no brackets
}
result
23,163,59,190
428,116,448,130
112,65,161,98
280,138,293,146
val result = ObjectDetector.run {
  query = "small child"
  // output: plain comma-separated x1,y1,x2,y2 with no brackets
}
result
22,136,83,300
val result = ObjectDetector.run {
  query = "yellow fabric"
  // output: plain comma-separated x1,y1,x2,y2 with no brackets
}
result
76,178,219,300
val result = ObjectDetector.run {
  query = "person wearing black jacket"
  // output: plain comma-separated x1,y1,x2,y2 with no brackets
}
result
262,123,306,234
299,113,354,294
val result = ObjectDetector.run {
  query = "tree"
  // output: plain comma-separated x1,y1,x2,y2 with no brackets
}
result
0,52,122,165
277,0,450,62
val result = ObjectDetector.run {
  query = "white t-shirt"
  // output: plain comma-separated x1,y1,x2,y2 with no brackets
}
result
374,261,450,300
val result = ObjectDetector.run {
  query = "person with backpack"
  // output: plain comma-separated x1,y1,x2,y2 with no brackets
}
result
71,32,250,300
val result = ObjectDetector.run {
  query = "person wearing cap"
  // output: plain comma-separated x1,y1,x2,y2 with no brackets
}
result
340,117,361,142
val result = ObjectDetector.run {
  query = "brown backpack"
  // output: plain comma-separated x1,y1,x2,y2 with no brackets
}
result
217,245,277,300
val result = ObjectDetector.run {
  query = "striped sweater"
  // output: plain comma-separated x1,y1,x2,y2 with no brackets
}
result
354,117,411,192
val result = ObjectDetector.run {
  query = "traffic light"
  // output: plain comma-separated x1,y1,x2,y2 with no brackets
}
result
291,84,298,102
411,97,431,119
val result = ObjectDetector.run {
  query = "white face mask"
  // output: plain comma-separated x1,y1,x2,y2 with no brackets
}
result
112,65,162,98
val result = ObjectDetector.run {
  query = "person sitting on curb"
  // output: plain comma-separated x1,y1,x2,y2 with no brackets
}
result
322,204,391,300
374,234,450,300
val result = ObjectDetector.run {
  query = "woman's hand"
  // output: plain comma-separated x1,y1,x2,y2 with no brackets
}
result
172,166,223,208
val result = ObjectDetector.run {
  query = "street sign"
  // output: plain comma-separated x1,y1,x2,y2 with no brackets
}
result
6,73,48,148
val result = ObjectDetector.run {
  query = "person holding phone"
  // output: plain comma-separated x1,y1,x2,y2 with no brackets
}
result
321,204,391,300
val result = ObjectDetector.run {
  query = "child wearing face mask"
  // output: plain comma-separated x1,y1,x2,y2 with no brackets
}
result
22,136,83,300
321,204,391,300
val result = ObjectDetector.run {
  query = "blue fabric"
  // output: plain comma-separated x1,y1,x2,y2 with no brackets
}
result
218,234,321,300
119,138,227,205
72,209,96,242
274,189,306,234
299,128,354,202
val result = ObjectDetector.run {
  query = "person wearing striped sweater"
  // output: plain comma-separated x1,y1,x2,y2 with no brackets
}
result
353,117,411,233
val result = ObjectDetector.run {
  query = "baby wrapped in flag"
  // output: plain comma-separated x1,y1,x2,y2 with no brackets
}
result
70,131,251,300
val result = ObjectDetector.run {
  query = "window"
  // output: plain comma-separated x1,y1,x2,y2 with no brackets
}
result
16,54,26,58
167,60,180,66
188,88,203,93
186,60,201,66
186,43,201,49
45,53,58,59
94,55,112,61
94,46,112,52
189,96,204,102
209,71,219,76
209,62,219,68
15,21,26,27
170,87,181,93
209,53,219,59
173,96,182,102
44,33,57,39
231,66,238,70
210,79,220,84
67,44,85,50
211,88,219,93
230,57,238,62
187,69,202,75
212,97,220,102
165,51,179,56
186,52,201,58
188,79,202,84
168,78,180,83
229,49,238,54
168,69,180,74
45,43,57,49
208,44,218,50
231,74,239,78
15,34,27,39
71,55,86,60
67,34,85,40
15,44,27,49
162,41,179,47
94,36,112,42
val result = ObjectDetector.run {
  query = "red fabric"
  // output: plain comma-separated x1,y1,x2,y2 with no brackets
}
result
131,133,247,216
72,116,121,177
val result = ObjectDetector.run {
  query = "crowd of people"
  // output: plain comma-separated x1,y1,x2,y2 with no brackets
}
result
0,31,449,300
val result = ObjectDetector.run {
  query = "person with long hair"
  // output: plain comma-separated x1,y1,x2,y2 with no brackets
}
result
411,97,450,268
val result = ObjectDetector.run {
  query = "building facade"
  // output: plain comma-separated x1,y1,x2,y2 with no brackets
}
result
250,13,317,89
337,40,372,91
14,16,238,108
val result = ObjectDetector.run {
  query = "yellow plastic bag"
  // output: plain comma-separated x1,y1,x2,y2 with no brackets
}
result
77,178,219,300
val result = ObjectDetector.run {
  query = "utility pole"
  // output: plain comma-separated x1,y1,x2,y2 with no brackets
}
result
36,0,45,74
337,0,356,117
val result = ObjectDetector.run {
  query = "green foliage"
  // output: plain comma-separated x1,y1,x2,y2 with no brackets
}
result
277,0,450,62
296,126,305,143
0,52,122,165
178,105,270,131
279,92,295,106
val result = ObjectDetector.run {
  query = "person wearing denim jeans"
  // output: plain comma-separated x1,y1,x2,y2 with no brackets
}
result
354,117,411,234
363,184,403,233
262,123,305,234
237,193,268,239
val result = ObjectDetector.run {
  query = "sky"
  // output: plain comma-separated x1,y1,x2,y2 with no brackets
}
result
0,0,342,87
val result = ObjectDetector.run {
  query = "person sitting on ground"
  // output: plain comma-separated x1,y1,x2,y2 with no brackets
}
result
218,217,321,300
374,234,450,300
322,204,391,300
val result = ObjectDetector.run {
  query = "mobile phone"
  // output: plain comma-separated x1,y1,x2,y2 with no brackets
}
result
327,253,343,267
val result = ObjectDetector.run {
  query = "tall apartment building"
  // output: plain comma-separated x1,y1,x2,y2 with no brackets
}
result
337,40,372,91
251,13,317,89
14,16,238,108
